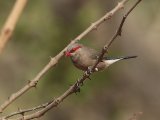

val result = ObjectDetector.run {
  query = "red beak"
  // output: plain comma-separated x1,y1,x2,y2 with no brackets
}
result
65,51,71,57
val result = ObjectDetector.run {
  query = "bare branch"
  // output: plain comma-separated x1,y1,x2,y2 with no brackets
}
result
2,101,52,119
11,0,141,119
0,0,130,113
0,0,28,54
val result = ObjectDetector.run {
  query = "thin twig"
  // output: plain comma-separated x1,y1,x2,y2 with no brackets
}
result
0,0,129,113
1,101,53,120
0,0,28,54
13,0,141,119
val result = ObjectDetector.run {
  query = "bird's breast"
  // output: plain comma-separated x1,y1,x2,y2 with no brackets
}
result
70,51,108,71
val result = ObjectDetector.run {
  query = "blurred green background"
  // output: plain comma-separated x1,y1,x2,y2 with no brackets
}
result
0,0,160,120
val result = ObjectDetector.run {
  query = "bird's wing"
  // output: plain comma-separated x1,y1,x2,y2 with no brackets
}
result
83,46,100,60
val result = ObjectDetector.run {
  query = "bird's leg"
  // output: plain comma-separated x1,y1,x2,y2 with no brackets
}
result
84,66,92,80
87,66,93,74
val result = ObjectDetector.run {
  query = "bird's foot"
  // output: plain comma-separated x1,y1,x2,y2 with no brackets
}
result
87,66,93,74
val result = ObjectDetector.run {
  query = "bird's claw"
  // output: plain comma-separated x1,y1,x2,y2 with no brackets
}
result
87,66,93,74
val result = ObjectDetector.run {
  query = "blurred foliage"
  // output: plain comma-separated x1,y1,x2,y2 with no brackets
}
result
0,0,160,120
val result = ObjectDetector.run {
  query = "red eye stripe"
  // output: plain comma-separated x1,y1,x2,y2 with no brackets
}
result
72,46,81,51
70,45,81,53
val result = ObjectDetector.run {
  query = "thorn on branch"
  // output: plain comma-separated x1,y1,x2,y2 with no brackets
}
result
29,81,38,88
27,80,31,84
8,94,14,100
33,82,38,88
123,14,128,19
54,99,60,105
69,82,81,94
4,28,11,35
48,99,55,105
50,57,58,66
8,96,10,100
117,29,122,36
103,17,107,21
87,76,92,80
108,12,113,19
118,2,124,9
17,108,25,117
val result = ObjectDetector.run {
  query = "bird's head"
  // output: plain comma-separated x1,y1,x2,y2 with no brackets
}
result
65,43,82,57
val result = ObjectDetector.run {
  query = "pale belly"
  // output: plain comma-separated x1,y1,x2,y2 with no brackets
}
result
72,59,107,71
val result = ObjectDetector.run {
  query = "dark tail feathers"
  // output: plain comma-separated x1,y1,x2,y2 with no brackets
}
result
104,56,137,60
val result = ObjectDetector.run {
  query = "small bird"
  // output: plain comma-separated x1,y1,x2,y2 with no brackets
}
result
65,43,137,71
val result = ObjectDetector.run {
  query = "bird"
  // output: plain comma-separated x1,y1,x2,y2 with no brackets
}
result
65,43,137,71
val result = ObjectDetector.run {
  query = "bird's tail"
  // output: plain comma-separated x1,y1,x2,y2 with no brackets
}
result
103,55,137,66
104,55,137,60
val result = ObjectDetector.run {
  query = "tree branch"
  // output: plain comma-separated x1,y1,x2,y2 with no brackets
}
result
0,0,130,113
3,0,142,119
0,0,28,54
1,101,53,120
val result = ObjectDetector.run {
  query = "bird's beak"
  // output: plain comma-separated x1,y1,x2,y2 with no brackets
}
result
65,51,71,57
